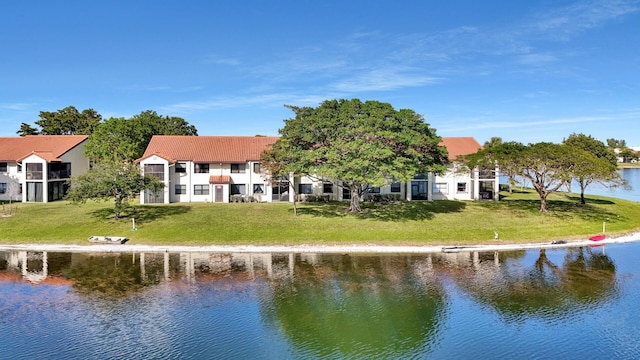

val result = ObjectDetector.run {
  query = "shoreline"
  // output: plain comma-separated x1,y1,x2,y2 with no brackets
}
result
1,231,639,254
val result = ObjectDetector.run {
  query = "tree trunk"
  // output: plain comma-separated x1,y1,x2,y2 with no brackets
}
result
579,180,587,205
348,188,361,213
539,194,548,213
292,195,298,217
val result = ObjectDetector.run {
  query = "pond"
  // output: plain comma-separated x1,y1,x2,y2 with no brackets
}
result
2,242,640,359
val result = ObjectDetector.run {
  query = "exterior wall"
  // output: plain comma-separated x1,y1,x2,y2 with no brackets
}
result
0,162,21,202
141,159,274,204
59,143,90,177
137,159,499,204
21,154,48,203
432,164,474,201
139,156,170,204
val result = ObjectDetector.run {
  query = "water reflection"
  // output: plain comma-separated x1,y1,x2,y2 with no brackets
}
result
0,246,627,358
450,247,618,322
261,254,446,358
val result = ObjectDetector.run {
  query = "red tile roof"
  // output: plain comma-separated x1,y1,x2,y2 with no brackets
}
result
139,136,279,163
439,137,483,160
0,135,88,162
137,135,481,163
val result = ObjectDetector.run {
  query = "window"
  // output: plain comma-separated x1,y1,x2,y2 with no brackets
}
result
175,163,187,173
194,184,209,195
457,182,467,193
195,163,209,173
231,184,246,195
49,162,71,179
48,181,68,202
253,184,264,194
0,183,6,194
231,164,246,173
434,183,448,195
175,184,186,194
0,162,6,172
298,184,312,194
342,187,351,200
370,186,380,193
390,182,401,193
323,183,333,193
253,163,261,173
144,164,164,181
26,163,43,180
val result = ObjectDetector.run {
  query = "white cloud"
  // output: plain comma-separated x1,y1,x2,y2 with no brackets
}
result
0,103,34,111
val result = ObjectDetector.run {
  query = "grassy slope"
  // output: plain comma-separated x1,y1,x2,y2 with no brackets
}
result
1,189,639,245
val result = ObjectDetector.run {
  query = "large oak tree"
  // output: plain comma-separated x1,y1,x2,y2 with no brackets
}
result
262,99,449,213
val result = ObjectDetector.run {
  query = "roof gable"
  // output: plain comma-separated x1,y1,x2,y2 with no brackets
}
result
139,136,279,163
439,137,483,160
0,135,88,162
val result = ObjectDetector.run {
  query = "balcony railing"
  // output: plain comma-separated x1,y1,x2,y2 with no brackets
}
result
48,170,71,179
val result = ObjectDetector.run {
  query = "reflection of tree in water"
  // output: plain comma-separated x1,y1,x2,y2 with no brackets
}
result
64,253,165,298
261,254,447,359
455,247,618,322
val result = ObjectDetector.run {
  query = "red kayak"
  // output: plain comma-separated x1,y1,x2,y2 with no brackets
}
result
589,234,606,241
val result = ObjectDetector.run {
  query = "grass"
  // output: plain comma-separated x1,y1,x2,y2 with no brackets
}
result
1,189,639,246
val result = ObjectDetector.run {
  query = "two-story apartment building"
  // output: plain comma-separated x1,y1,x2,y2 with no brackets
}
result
137,136,281,204
0,135,89,203
137,135,499,204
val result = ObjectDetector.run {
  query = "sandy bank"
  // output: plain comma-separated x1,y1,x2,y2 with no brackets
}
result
1,232,639,254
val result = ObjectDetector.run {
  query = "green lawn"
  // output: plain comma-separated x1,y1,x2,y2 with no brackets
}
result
1,189,639,246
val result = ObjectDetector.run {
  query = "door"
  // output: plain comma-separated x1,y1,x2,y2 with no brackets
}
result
411,180,429,200
215,185,224,202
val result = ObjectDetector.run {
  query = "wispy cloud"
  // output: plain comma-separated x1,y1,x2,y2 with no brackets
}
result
331,66,440,92
439,109,640,133
525,0,640,40
0,103,34,111
201,55,241,66
122,85,204,93
162,1,640,115
159,93,332,115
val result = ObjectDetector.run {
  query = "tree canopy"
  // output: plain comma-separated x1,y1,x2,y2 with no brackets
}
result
262,99,448,212
16,122,39,136
28,106,102,135
563,133,623,204
84,110,198,162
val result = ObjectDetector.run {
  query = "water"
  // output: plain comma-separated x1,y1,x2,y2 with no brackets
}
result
2,244,640,359
584,167,640,202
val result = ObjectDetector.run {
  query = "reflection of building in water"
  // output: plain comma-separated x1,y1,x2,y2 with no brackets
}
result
6,251,48,284
179,252,296,281
0,251,74,285
0,250,507,285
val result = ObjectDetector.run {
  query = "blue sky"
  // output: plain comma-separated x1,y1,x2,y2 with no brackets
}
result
1,0,639,146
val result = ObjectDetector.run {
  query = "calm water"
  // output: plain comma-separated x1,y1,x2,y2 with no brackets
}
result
584,167,640,202
2,243,640,359
504,167,639,202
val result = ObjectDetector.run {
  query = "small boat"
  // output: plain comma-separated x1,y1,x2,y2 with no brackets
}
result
88,236,128,244
589,234,606,241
